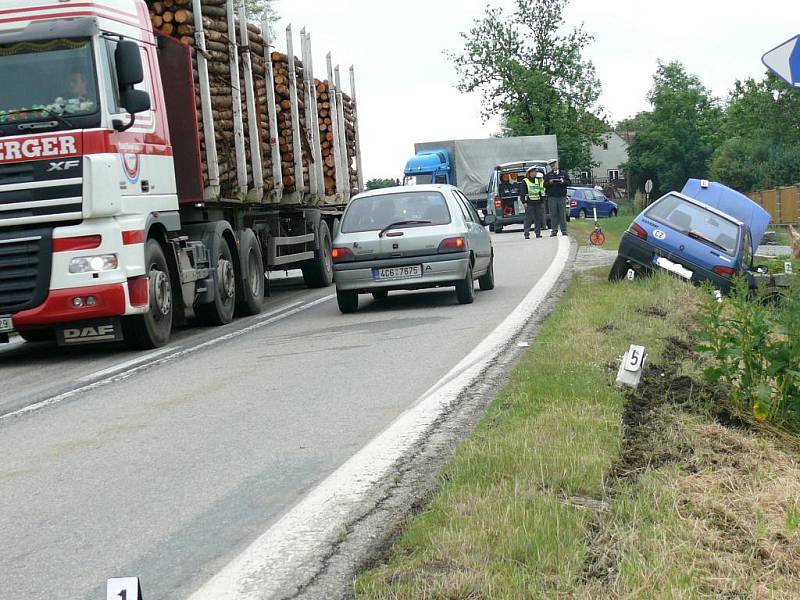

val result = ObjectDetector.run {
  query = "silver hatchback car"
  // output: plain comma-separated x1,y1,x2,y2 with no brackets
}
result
332,185,495,313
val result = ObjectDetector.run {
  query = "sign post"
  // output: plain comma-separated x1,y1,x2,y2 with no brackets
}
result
762,35,800,87
644,179,653,208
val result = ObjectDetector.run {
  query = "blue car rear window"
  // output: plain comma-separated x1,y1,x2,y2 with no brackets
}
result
342,191,452,233
645,194,739,254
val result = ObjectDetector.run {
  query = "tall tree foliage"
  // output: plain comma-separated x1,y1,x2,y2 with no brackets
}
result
710,73,800,191
448,0,606,171
624,61,722,196
245,0,279,30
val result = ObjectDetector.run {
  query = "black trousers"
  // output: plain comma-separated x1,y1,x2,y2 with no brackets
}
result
523,201,545,237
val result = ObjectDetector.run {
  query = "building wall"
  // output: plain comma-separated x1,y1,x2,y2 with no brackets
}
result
589,132,629,180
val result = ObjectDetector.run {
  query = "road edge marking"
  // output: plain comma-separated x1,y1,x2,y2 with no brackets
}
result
187,236,571,599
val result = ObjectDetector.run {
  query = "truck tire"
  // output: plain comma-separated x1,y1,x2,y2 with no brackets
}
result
196,234,237,326
302,220,334,288
123,239,174,349
494,223,504,233
478,255,495,291
235,229,264,317
337,289,358,313
455,264,475,304
17,329,55,343
608,256,629,282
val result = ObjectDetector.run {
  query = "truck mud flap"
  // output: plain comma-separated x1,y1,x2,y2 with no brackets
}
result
56,318,123,346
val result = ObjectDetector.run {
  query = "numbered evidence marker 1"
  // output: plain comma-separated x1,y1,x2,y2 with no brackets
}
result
616,344,647,388
107,577,141,600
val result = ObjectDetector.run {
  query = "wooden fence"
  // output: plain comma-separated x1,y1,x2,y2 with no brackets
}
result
746,185,800,224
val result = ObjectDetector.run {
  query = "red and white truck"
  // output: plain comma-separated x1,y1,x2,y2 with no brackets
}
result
0,0,363,347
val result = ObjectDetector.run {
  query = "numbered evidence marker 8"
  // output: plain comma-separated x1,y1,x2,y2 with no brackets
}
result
107,577,141,600
616,344,647,388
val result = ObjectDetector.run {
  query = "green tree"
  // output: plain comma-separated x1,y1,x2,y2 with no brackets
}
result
447,0,606,171
245,0,279,30
710,73,800,191
624,61,722,196
366,178,398,190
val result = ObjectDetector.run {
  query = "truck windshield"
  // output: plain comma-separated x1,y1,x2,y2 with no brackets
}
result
342,191,451,233
645,193,740,255
0,38,99,131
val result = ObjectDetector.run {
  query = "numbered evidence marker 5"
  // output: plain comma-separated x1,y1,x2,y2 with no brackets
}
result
616,344,647,388
786,261,793,274
107,577,141,600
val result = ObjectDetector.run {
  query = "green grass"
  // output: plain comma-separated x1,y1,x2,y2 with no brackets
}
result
354,270,702,599
569,214,634,249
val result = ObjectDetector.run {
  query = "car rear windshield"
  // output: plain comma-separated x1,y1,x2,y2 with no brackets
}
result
645,193,740,254
341,191,451,233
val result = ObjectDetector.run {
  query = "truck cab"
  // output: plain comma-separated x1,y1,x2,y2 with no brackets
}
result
402,149,451,186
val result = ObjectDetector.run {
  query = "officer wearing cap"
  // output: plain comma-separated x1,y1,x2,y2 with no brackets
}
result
519,166,546,239
544,159,571,236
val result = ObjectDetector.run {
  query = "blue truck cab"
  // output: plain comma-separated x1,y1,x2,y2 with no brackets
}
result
610,179,771,291
403,149,451,186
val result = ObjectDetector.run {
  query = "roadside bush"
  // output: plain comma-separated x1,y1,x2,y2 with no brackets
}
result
695,278,800,429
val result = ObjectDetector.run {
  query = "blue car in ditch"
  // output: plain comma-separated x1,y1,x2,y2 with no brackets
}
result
609,179,771,291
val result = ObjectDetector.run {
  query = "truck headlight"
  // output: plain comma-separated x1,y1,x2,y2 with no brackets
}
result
69,254,118,273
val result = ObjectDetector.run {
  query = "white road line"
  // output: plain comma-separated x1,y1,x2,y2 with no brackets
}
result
0,296,333,423
78,347,178,382
187,237,571,600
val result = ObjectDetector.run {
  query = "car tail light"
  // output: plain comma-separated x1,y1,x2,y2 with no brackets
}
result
494,196,502,209
712,265,736,277
629,222,647,240
438,236,466,253
53,235,102,253
331,247,354,262
570,200,577,208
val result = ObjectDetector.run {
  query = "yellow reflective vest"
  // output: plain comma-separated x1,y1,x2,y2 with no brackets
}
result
524,177,545,202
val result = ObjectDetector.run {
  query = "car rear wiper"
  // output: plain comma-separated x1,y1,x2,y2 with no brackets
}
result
687,230,728,253
378,220,431,237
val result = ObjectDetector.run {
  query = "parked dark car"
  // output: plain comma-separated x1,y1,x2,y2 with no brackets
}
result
609,179,771,292
568,186,618,219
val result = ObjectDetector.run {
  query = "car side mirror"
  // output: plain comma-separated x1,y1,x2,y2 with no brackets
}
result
483,214,496,226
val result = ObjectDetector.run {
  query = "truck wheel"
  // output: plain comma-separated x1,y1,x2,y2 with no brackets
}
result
235,229,264,317
337,289,358,313
478,256,495,291
494,223,504,233
196,235,237,326
17,329,55,343
608,256,629,282
123,239,174,349
302,221,334,288
455,265,475,304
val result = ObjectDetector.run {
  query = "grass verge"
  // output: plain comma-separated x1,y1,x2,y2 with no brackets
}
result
355,268,800,598
569,215,633,249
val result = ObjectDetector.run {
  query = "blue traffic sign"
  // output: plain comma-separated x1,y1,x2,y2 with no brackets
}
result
762,35,800,87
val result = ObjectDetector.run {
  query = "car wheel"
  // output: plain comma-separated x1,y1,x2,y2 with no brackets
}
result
196,235,237,326
371,290,388,301
123,239,175,348
17,329,55,343
337,289,358,313
608,256,630,282
609,209,618,217
478,256,495,291
455,264,475,304
579,209,588,219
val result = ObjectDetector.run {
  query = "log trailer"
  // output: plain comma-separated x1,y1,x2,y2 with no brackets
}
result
0,0,363,348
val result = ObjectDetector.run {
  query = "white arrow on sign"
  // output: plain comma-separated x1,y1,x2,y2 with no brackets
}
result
762,35,800,87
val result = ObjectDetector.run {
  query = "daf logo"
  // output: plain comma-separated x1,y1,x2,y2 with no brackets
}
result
47,159,80,172
63,325,115,340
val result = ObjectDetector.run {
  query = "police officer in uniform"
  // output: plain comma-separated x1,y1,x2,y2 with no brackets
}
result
520,166,546,239
544,159,571,236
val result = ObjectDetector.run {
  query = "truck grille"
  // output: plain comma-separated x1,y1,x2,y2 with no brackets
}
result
0,159,83,229
0,230,52,313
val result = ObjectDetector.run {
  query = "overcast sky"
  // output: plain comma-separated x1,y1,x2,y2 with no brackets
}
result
276,0,800,181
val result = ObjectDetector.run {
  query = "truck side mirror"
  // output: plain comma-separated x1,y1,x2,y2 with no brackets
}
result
113,40,151,131
483,214,497,226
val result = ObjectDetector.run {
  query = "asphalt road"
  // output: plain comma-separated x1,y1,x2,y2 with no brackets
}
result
0,230,561,600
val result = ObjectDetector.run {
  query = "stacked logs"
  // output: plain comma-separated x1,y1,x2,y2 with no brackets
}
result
341,93,359,195
315,80,337,195
146,0,352,199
